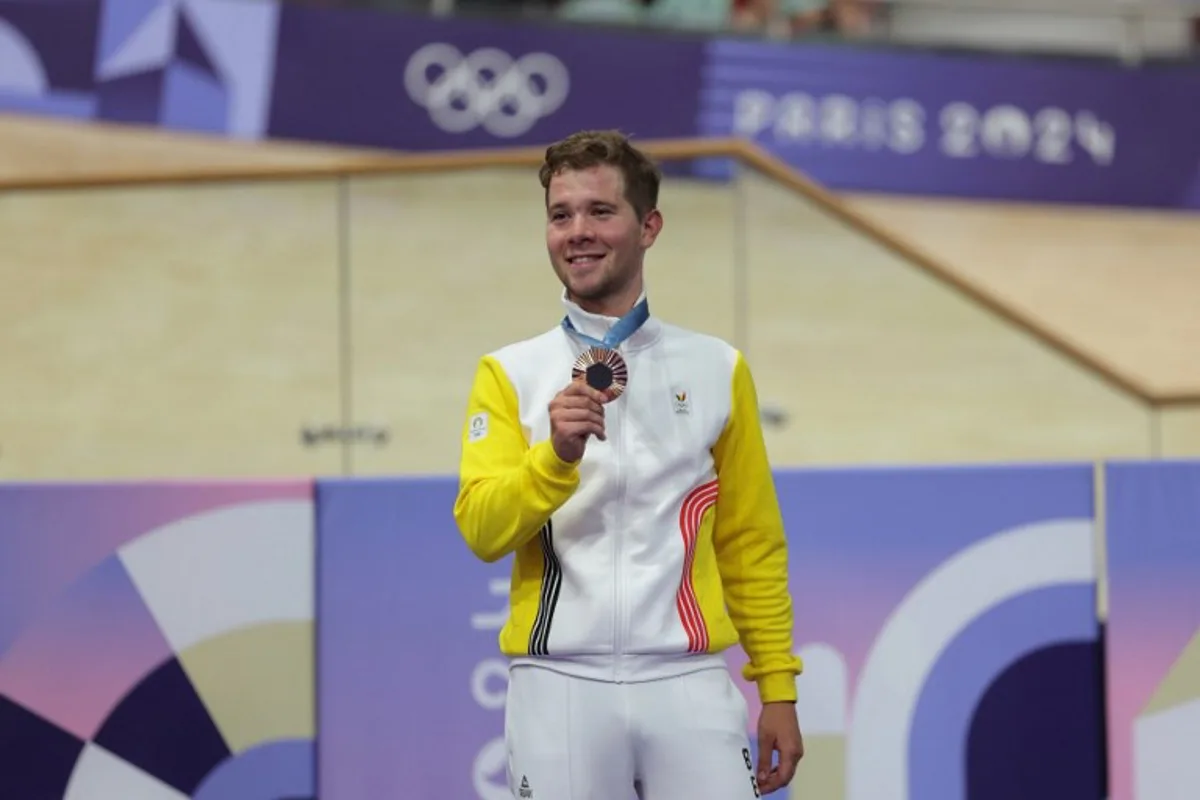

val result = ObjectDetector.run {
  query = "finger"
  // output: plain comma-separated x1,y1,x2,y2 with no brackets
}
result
559,420,606,442
759,766,786,795
561,397,606,416
584,418,608,440
553,405,599,419
564,380,612,407
758,742,801,793
774,745,801,786
554,388,604,410
583,386,611,406
553,410,607,431
561,415,605,434
564,378,600,397
553,402,605,418
756,738,774,788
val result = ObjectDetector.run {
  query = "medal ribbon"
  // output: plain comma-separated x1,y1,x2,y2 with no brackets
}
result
561,297,650,351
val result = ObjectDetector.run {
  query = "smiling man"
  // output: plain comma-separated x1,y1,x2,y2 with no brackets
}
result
453,129,804,800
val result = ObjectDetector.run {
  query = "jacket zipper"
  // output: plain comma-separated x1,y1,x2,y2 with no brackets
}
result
612,394,627,680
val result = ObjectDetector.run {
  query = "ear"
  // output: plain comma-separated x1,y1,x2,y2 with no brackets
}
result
640,208,663,248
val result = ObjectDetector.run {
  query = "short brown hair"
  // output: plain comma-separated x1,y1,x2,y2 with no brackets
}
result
539,129,661,220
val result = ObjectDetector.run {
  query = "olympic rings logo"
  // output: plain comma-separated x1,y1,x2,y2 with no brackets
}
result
404,43,570,138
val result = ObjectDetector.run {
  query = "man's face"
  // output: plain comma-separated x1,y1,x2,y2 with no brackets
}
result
545,164,661,310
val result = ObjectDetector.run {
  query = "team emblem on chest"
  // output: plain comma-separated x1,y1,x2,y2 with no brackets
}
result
672,387,690,414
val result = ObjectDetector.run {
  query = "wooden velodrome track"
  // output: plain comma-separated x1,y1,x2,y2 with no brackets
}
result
3,113,1199,483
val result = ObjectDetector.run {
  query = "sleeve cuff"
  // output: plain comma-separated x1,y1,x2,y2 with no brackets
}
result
756,671,799,704
529,439,579,482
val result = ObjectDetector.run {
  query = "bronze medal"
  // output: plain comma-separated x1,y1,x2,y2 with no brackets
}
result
572,347,628,402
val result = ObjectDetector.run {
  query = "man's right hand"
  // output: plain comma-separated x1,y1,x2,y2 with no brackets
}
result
549,379,609,464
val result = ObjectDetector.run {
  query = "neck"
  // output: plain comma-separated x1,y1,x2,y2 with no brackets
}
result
571,281,644,319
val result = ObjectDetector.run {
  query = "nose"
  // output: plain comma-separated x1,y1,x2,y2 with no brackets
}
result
567,215,594,242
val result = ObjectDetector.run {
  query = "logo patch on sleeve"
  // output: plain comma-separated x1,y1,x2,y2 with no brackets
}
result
468,412,489,442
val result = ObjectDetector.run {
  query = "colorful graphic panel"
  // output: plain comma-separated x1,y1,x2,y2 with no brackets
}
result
0,481,315,800
317,464,1102,800
765,464,1102,800
1105,461,1200,800
0,0,279,137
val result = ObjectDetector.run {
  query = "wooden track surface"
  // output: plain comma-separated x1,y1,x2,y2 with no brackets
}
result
847,192,1200,401
1,114,1197,480
0,114,390,185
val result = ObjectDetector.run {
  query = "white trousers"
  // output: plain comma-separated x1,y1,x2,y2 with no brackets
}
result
504,664,763,800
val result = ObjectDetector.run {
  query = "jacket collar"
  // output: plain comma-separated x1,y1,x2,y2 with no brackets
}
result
560,288,662,352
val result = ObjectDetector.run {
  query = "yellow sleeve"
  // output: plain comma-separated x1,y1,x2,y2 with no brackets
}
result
711,350,803,703
453,355,580,563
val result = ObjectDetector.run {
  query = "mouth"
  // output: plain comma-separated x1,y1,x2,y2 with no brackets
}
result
566,253,605,268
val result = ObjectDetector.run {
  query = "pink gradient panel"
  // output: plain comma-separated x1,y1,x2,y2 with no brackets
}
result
0,553,175,740
729,564,927,727
1107,644,1188,800
0,481,310,661
790,570,915,684
1106,605,1200,800
1104,464,1200,800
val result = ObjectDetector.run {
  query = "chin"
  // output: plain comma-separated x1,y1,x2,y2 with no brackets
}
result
563,274,604,298
569,283,612,303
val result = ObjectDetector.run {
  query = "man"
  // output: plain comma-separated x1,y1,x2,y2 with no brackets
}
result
453,129,804,799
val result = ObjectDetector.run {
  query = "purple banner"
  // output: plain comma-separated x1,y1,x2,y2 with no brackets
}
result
91,0,281,138
0,0,280,137
698,38,1200,209
315,477,512,800
266,7,705,150
6,0,1200,210
0,0,99,118
316,465,1102,800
